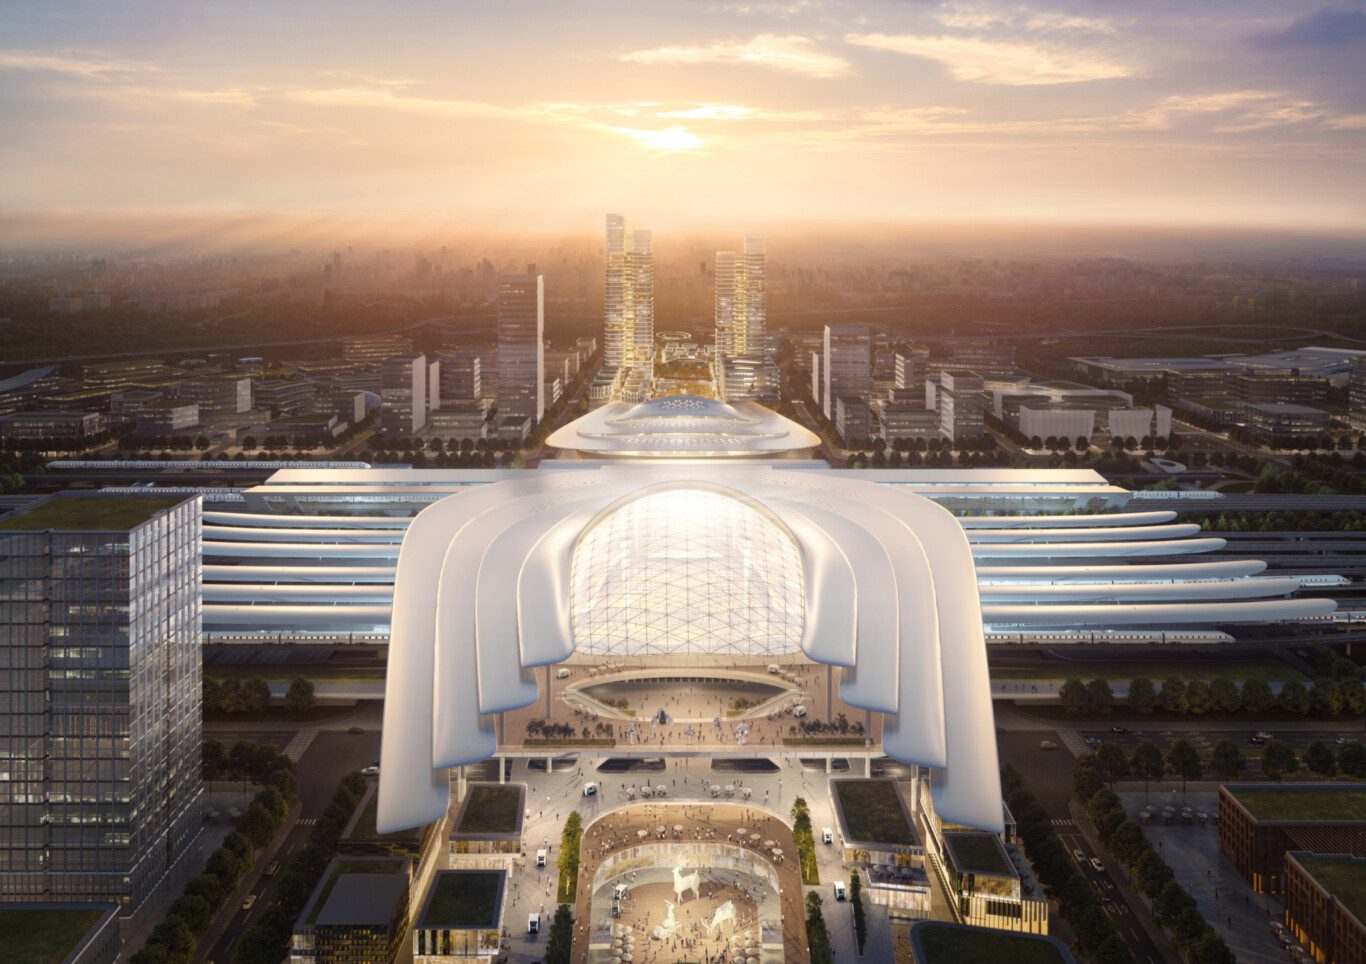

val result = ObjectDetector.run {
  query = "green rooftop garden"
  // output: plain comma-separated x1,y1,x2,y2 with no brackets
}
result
0,497,187,532
144,400,196,409
834,780,916,846
917,925,1067,964
0,908,106,964
946,833,1013,877
349,792,421,843
455,786,521,835
306,859,405,925
1229,787,1366,822
1194,398,1242,410
1296,856,1366,924
420,871,502,928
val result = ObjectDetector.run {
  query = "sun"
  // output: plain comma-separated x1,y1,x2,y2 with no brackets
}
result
636,125,702,152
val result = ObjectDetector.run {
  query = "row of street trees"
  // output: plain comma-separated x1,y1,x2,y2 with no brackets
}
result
1058,674,1366,718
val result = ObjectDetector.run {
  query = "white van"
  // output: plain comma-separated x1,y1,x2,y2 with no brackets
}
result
792,705,807,718
822,827,834,845
536,849,547,868
582,782,598,797
833,881,847,901
528,913,540,934
556,668,571,679
767,664,781,674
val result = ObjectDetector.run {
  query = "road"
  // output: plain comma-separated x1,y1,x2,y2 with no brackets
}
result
997,726,1170,964
199,719,382,964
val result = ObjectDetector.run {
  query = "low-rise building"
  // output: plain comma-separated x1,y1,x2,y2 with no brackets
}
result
1219,785,1366,893
880,402,939,441
180,375,253,424
836,396,871,443
266,413,339,443
344,334,414,366
0,903,120,964
110,390,164,423
292,856,412,964
412,870,506,962
448,785,524,870
499,415,531,443
0,410,103,439
136,401,199,434
1243,402,1330,440
829,779,931,919
310,392,367,427
1283,851,1366,964
937,370,984,442
0,365,61,415
428,403,489,441
252,378,314,416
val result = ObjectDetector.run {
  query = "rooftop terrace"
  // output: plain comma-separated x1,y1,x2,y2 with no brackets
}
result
0,496,189,532
1227,786,1366,822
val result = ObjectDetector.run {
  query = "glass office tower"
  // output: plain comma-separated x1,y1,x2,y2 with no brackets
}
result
0,495,202,920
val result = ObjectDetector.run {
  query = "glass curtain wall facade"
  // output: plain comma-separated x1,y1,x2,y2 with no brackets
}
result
496,274,544,426
0,499,202,914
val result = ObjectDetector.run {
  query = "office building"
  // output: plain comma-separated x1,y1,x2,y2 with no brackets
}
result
603,214,654,393
1243,402,1330,440
310,392,367,427
0,495,202,921
937,370,985,442
292,856,412,964
1233,373,1328,406
1351,357,1366,432
0,904,120,964
0,411,103,439
496,274,544,425
253,378,315,417
822,325,871,419
110,390,163,423
179,375,253,423
438,355,481,403
881,402,939,441
836,396,871,443
949,343,1016,376
0,365,61,415
381,355,429,436
427,402,488,441
412,871,506,963
344,334,414,367
714,235,766,359
136,401,199,434
1219,785,1366,893
80,360,169,392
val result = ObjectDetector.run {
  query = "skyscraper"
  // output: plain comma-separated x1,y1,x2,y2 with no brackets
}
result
713,235,766,359
822,324,871,419
602,214,654,398
0,495,202,921
380,355,428,436
497,274,544,425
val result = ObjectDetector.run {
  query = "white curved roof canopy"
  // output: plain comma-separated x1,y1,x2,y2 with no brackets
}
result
546,396,821,457
378,466,999,836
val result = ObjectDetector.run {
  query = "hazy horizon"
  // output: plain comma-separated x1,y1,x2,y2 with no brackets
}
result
2,0,1364,251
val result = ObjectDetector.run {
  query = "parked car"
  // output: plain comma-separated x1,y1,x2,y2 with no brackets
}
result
242,894,257,911
1039,740,1059,750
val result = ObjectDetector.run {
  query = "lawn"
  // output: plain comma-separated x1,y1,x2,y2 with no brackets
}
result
916,925,1068,964
0,496,186,531
834,780,916,846
421,871,502,927
307,859,405,924
1295,856,1366,923
0,908,105,964
204,705,353,724
990,661,1306,684
349,793,422,843
456,786,522,835
1228,787,1366,822
945,833,1012,877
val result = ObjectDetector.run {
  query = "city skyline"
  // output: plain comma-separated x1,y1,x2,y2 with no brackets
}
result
1,1,1363,237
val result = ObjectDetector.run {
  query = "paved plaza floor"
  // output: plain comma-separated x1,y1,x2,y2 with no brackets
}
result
1119,791,1288,964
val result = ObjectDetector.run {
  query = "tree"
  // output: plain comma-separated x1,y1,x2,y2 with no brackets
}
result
543,903,574,964
1338,741,1366,779
1187,932,1238,964
1158,678,1188,713
1242,678,1275,713
1185,679,1212,715
1072,759,1105,803
1168,740,1203,795
1305,739,1338,780
284,676,315,713
1130,740,1165,798
1108,821,1147,868
1128,677,1159,714
1096,742,1130,784
202,738,227,783
1311,678,1345,716
849,868,868,954
1135,848,1173,897
1261,740,1299,781
1173,906,1208,947
1087,678,1114,715
237,801,278,848
1341,677,1366,715
1209,676,1241,713
1060,678,1090,716
1280,680,1311,715
1211,739,1247,782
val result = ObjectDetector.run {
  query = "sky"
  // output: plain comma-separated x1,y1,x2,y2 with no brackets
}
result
1,0,1364,238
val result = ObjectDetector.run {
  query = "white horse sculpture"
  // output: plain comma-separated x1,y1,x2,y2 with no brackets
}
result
652,900,680,941
704,900,738,936
672,859,701,904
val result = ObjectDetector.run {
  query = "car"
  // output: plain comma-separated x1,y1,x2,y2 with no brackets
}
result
1090,857,1104,873
528,913,540,935
1337,737,1351,745
822,827,834,845
582,782,599,796
536,849,547,867
1073,849,1086,864
556,668,571,679
264,862,279,876
1085,737,1102,746
242,894,257,911
362,765,380,776
1040,740,1059,750
833,881,847,901
347,726,364,735
1251,731,1272,745
1110,726,1128,734
792,706,807,718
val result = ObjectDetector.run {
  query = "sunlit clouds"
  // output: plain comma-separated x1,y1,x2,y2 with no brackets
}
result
0,1,1362,232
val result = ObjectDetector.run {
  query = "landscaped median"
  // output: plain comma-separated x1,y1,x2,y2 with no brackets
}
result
790,797,820,885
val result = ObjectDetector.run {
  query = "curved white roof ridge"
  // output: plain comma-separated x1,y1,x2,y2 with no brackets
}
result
546,397,821,456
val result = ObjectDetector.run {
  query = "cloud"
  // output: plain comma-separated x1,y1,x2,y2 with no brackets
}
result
0,49,161,78
619,34,849,78
653,103,828,120
287,86,534,121
846,32,1131,84
1251,7,1366,49
610,125,703,151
